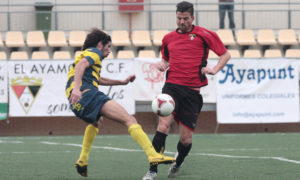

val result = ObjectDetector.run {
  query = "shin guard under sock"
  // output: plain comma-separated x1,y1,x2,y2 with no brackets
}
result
176,141,192,167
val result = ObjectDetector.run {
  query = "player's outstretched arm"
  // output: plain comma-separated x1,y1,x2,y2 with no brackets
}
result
99,75,136,86
201,51,231,75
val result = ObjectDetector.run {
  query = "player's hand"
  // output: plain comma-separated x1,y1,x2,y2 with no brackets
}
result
123,75,136,84
201,66,216,75
154,61,167,72
70,88,81,105
129,75,136,82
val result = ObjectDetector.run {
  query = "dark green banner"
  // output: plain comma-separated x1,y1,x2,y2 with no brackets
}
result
0,103,8,120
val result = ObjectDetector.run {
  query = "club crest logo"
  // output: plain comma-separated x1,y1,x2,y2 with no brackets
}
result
11,76,42,114
142,63,165,89
189,34,196,40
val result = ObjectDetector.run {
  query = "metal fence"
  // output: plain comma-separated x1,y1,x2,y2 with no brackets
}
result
0,1,300,33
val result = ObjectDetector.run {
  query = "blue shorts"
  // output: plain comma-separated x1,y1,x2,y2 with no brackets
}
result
70,89,111,123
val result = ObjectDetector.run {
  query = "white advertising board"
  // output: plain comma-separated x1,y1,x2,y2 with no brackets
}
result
216,59,299,123
8,60,135,116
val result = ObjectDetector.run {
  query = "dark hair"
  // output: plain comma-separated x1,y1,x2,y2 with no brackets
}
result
82,28,111,50
176,1,194,16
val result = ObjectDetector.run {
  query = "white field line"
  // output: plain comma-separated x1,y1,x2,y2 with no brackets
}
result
196,153,300,165
0,135,120,140
0,139,287,152
41,141,142,152
0,140,24,143
40,141,300,165
1,140,300,165
0,151,74,154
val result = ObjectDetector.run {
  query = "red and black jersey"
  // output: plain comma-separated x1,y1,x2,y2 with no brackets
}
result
161,25,227,88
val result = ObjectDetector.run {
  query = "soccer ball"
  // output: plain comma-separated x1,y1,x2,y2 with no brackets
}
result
151,94,175,116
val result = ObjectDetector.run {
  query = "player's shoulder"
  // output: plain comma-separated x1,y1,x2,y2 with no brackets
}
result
194,25,218,38
194,26,216,34
84,47,100,53
83,47,103,58
164,30,177,38
162,30,178,43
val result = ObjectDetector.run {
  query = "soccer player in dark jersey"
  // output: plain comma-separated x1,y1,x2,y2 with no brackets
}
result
143,1,231,180
66,28,175,177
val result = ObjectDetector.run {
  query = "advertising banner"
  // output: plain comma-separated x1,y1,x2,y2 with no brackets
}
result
99,59,135,114
216,59,299,123
8,60,134,117
134,58,165,101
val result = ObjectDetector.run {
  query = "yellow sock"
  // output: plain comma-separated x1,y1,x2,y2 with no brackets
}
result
128,124,157,157
78,124,99,164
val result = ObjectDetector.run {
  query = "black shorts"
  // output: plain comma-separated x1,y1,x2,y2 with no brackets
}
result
162,83,203,131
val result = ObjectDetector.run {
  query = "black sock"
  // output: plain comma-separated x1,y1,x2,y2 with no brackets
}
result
149,131,167,173
176,141,192,167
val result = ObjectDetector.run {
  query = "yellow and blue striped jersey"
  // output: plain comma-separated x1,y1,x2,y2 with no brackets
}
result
65,47,104,98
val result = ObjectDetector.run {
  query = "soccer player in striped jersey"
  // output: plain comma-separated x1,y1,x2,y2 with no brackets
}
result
66,28,175,177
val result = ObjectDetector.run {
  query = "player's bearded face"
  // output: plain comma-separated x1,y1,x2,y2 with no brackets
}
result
176,12,194,33
102,42,111,58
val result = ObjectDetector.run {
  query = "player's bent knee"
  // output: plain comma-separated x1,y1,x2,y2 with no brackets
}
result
180,136,192,146
157,123,170,133
124,115,137,127
130,116,137,124
181,140,192,146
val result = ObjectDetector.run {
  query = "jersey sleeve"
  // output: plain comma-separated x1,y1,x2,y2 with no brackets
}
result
202,30,227,56
161,35,170,61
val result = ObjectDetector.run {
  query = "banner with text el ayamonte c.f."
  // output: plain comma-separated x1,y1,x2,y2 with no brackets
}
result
8,60,135,117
